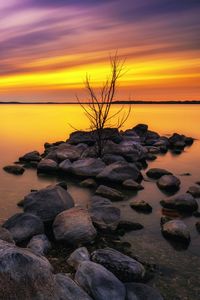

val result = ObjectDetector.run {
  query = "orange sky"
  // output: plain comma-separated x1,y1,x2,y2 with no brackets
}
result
0,0,199,102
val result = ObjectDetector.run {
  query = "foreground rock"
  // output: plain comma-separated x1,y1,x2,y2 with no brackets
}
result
91,248,145,282
130,199,152,213
160,193,198,212
53,207,97,246
95,185,124,201
67,247,90,269
125,283,164,300
27,234,51,256
3,165,25,175
146,168,172,179
3,213,44,244
187,185,200,197
75,261,126,300
97,161,142,183
157,175,181,192
23,184,74,222
0,226,14,243
162,220,190,244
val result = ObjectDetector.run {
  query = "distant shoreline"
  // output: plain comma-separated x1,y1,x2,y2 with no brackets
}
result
0,100,200,105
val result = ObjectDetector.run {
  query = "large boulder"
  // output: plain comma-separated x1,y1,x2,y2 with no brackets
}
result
157,175,181,191
19,150,41,162
37,159,58,173
95,185,124,201
75,261,126,300
3,213,44,244
71,158,106,177
53,207,97,246
3,165,25,175
91,248,145,282
27,234,51,256
48,143,85,162
161,220,190,244
160,193,198,212
146,168,172,179
68,131,95,145
97,161,142,183
23,184,74,222
125,283,164,300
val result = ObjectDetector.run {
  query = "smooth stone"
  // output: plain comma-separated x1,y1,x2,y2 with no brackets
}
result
71,158,106,177
160,193,198,212
146,168,172,179
19,150,41,162
162,220,190,244
67,247,90,269
58,159,72,172
132,124,148,136
3,165,25,175
187,186,200,197
125,283,164,300
3,213,44,244
55,273,93,300
54,143,83,162
75,261,126,300
91,248,145,282
23,184,74,222
130,200,152,213
95,185,124,201
0,226,14,243
117,220,144,231
90,195,112,207
37,159,58,173
53,207,97,246
97,161,142,183
27,234,51,256
157,175,181,191
122,179,144,191
80,178,97,188
68,130,95,145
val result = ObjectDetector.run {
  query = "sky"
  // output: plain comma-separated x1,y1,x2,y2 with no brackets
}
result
0,0,200,102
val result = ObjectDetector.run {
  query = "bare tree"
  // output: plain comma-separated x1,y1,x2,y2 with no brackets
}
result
76,53,131,157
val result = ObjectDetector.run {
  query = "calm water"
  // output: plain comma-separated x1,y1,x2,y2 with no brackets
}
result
0,104,200,299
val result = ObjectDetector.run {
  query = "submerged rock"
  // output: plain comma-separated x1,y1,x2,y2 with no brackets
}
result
130,199,152,213
125,283,164,300
27,234,51,256
75,261,126,300
91,248,145,282
95,185,124,201
67,247,90,269
146,168,172,179
3,165,25,175
3,213,44,244
53,207,97,246
160,193,198,212
162,220,190,244
157,175,181,191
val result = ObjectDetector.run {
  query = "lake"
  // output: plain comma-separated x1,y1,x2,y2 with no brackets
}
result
0,104,200,299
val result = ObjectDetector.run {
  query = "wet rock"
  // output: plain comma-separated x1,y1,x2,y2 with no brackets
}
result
67,247,90,269
55,273,93,300
97,161,142,183
27,234,51,256
19,150,41,162
95,185,124,201
125,283,164,300
157,175,181,191
37,159,58,173
75,261,126,300
160,193,198,212
80,178,97,188
146,168,172,179
3,165,25,175
196,221,200,233
53,207,97,246
71,158,106,177
187,185,200,197
102,154,126,165
3,213,44,244
161,220,190,244
0,226,14,243
122,179,144,191
23,184,74,222
91,248,145,282
117,220,144,231
130,200,152,213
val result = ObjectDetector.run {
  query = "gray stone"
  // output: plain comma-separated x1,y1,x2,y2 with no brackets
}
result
71,158,106,177
122,179,144,191
54,143,83,162
3,165,25,175
130,200,152,213
95,185,124,201
3,213,44,244
37,159,58,173
27,234,51,256
162,220,190,244
157,175,181,191
0,226,14,243
187,186,200,197
91,248,145,282
160,193,198,212
67,247,90,269
75,261,126,300
58,159,72,173
53,207,97,246
125,283,164,300
146,168,172,179
19,151,41,162
90,195,112,207
23,184,74,222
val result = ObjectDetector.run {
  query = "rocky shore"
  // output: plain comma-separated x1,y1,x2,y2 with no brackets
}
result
1,123,199,300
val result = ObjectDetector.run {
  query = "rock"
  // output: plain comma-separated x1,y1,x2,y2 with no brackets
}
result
130,200,152,213
27,234,51,256
37,159,58,173
193,211,200,217
56,181,68,190
125,283,164,300
0,240,57,300
90,195,112,207
146,146,160,154
91,248,145,282
68,130,95,145
53,207,97,246
122,179,144,191
146,168,172,179
160,193,198,212
3,213,44,244
157,175,181,191
80,178,97,188
161,220,190,244
71,158,106,177
196,221,200,233
102,154,126,165
0,226,14,243
145,153,157,161
97,161,142,183
187,186,200,197
3,165,25,175
196,181,200,186
19,150,41,162
117,220,144,231
55,273,93,300
67,247,90,269
169,133,185,146
54,143,84,162
184,137,194,145
23,184,74,222
95,185,124,201
75,261,126,300
132,124,148,136
58,159,72,173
